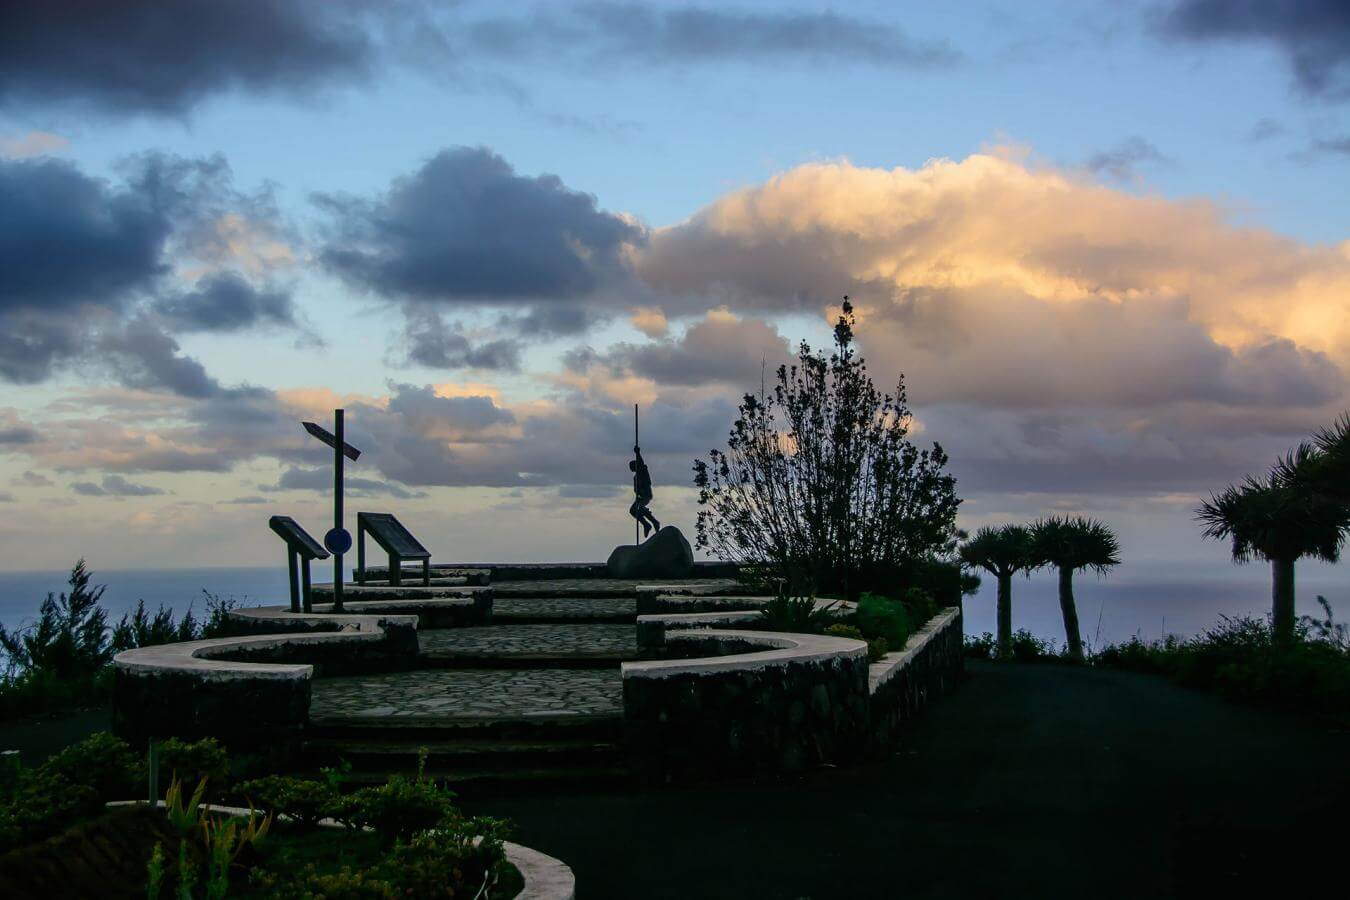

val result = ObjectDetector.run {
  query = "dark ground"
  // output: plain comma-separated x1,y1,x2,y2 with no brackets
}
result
7,664,1347,898
466,661,1350,899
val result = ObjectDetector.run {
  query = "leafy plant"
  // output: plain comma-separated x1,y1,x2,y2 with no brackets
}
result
825,623,888,662
146,841,166,900
0,560,111,682
165,774,209,835
856,593,910,648
41,731,140,804
694,298,962,599
200,807,272,900
338,774,459,841
757,584,839,634
176,839,196,900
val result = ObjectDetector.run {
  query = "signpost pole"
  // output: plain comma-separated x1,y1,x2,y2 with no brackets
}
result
634,404,639,547
333,408,345,612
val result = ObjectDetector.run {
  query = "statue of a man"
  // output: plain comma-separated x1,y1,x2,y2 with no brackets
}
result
629,444,661,539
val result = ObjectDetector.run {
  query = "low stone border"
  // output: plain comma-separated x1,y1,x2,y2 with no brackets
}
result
306,585,493,627
622,629,870,778
867,607,964,751
109,801,575,900
112,612,417,749
634,597,852,647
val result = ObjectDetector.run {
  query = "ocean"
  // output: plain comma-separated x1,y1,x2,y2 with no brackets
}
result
0,560,1344,648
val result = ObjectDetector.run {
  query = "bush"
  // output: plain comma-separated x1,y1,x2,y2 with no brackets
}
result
757,587,839,634
338,774,459,841
856,593,910,647
964,630,1062,663
382,818,513,896
0,732,138,849
237,775,337,829
825,623,889,662
42,731,140,803
158,737,230,791
900,587,937,628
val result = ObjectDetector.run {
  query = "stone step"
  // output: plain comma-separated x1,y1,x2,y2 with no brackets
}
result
332,764,635,794
417,624,640,665
490,596,637,624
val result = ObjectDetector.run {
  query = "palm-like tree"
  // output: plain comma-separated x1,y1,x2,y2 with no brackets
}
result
960,525,1036,658
1274,413,1350,504
1030,516,1121,662
1196,471,1346,644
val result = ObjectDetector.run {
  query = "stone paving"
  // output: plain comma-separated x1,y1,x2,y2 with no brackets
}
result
310,668,622,720
491,596,636,620
419,624,639,659
492,578,740,598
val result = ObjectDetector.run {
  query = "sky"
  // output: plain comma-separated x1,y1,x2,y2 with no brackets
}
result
0,0,1347,574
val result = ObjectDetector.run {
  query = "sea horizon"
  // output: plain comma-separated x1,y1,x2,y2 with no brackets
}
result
0,558,1343,650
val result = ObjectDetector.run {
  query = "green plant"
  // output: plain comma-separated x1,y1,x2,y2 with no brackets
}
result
176,839,196,900
238,775,336,829
0,560,112,682
825,623,888,662
42,731,140,804
382,817,513,896
856,593,910,647
693,298,962,599
758,585,838,634
900,587,937,627
146,841,166,900
199,808,271,900
249,863,399,899
164,774,209,835
158,737,229,791
337,764,459,841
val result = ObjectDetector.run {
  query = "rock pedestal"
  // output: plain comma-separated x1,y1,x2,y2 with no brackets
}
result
606,525,694,579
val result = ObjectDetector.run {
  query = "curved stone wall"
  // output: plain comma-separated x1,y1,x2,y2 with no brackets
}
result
622,629,871,779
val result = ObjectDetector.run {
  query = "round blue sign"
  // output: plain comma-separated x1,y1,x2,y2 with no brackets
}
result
324,527,353,555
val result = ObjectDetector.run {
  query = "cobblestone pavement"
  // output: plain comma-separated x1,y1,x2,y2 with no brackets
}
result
310,668,622,719
492,596,636,620
419,624,639,658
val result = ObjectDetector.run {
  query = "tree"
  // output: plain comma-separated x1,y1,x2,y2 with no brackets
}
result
1030,516,1120,662
1197,470,1346,645
1274,413,1350,505
693,298,961,599
0,560,111,680
960,525,1036,658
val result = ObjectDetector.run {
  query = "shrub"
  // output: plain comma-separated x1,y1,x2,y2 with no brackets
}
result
41,731,140,804
158,737,230,791
249,864,400,899
825,623,889,662
237,775,336,829
964,632,998,659
383,818,513,896
856,593,910,647
964,629,1062,662
900,587,937,628
338,774,458,841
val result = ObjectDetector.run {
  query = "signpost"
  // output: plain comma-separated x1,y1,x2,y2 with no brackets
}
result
302,410,362,611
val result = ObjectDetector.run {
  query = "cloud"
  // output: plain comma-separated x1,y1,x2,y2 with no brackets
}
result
0,491,13,503
71,474,165,497
568,309,792,388
263,466,426,499
0,153,290,385
1158,0,1350,99
0,131,68,158
1084,137,1172,182
12,470,53,487
317,146,644,304
467,4,960,70
401,309,522,371
0,412,41,445
99,319,223,398
0,0,383,116
1248,118,1285,142
153,272,297,333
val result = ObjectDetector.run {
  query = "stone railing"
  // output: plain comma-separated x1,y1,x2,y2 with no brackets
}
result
867,607,964,750
622,629,870,779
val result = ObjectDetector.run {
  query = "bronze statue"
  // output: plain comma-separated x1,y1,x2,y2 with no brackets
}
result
629,444,660,539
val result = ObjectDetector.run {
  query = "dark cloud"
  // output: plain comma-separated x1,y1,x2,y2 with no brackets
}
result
0,157,168,316
468,4,959,69
264,466,426,500
154,272,297,333
12,470,53,487
1305,136,1350,158
507,304,603,338
71,474,165,497
318,147,644,304
0,153,289,387
0,492,14,503
99,320,222,399
401,309,522,371
1159,0,1350,99
1248,118,1285,141
0,0,382,116
1085,137,1172,182
0,423,40,445
223,496,268,505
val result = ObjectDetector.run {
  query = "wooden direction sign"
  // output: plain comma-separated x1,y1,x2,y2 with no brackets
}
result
303,421,361,461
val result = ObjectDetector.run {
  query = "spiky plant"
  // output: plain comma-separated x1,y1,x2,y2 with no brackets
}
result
959,525,1036,658
1273,413,1350,504
1030,516,1120,661
1197,470,1346,644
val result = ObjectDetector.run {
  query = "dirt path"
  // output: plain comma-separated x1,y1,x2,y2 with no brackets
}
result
467,661,1349,898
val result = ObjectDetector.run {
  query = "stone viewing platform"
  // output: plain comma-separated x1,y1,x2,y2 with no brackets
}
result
111,561,964,789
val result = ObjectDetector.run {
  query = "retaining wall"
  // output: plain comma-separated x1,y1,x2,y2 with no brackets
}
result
867,607,965,751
